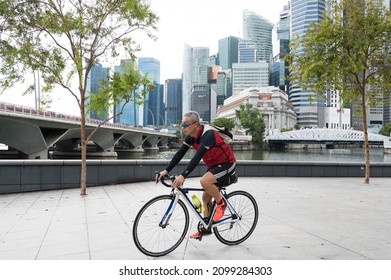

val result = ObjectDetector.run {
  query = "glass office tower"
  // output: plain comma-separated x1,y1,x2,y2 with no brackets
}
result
289,0,326,127
243,10,274,63
182,45,209,114
86,63,109,121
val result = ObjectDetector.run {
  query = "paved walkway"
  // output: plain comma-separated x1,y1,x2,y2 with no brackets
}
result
0,177,390,260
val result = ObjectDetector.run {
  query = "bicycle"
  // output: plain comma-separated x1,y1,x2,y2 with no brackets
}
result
132,172,259,257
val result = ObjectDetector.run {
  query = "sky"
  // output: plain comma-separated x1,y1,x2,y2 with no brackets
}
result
0,0,290,115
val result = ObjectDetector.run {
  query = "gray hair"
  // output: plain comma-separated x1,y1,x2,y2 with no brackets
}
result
183,111,200,123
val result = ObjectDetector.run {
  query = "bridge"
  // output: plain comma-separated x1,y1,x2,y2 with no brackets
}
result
0,102,175,159
266,128,390,149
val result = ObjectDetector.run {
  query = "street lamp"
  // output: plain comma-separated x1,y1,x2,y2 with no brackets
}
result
147,108,155,126
158,113,165,127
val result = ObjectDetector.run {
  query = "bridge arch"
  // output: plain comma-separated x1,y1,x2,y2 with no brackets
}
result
267,128,389,148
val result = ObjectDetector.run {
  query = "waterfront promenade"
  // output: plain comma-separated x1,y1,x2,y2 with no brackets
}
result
0,176,390,260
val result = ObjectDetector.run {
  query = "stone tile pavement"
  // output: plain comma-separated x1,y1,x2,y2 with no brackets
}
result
0,177,390,260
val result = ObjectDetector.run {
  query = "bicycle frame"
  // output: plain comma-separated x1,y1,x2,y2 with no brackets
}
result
159,186,241,231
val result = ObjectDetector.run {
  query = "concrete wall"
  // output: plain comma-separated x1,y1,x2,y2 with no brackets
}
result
0,160,390,194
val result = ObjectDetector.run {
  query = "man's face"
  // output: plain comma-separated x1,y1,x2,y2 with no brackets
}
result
180,116,198,136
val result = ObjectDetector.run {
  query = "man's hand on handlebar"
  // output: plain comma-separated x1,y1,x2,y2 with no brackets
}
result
156,170,168,183
156,171,184,188
171,175,185,188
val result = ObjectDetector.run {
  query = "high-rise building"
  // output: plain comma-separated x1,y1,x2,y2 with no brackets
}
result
147,82,165,126
243,10,274,63
138,57,162,127
138,57,160,84
182,45,209,114
218,36,239,70
113,59,139,126
86,63,109,121
190,84,216,123
289,0,327,127
232,61,269,94
238,40,257,63
165,79,183,126
271,3,290,93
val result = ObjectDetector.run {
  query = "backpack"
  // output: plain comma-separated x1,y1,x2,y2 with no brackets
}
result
202,124,233,145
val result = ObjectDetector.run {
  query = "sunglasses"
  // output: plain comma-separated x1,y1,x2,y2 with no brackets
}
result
180,122,194,128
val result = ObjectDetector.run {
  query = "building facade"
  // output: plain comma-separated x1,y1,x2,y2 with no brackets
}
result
138,57,162,127
217,86,297,135
218,36,239,70
86,63,109,121
271,3,290,93
238,40,257,63
243,10,274,63
165,79,183,126
182,45,210,114
232,61,269,94
190,84,216,123
289,0,327,127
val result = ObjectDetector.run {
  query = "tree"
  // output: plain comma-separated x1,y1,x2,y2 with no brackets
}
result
0,0,158,195
211,117,235,131
235,103,265,147
380,123,391,137
288,0,391,184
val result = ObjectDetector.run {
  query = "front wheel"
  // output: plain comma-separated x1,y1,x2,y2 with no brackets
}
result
132,195,189,257
213,190,258,245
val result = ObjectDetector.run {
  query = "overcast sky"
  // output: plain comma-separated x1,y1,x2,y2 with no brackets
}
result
0,0,290,114
138,0,290,82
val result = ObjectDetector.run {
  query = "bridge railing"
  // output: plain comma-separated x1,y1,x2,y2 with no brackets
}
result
0,101,174,135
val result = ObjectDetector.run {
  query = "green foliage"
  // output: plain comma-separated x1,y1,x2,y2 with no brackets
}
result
0,0,158,194
211,117,235,131
0,0,158,101
86,60,155,119
380,123,391,137
287,0,391,183
235,103,265,145
287,0,391,110
294,123,301,130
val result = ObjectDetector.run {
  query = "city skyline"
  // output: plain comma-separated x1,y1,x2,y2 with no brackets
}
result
138,0,290,82
0,0,290,115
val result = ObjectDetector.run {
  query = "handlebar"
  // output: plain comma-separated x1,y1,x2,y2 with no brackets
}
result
155,171,175,188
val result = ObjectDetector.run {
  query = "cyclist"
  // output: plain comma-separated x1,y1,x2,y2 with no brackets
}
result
157,111,236,239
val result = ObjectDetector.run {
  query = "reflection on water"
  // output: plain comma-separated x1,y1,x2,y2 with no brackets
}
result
118,147,391,163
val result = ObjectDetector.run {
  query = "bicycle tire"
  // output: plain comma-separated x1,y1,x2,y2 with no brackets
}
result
132,195,189,257
213,190,258,245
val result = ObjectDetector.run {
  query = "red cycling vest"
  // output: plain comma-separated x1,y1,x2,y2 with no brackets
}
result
191,125,236,169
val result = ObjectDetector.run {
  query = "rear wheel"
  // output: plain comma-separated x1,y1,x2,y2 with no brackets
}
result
213,191,258,245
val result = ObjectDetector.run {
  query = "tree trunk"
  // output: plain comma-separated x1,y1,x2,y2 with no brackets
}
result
80,105,87,195
361,89,370,184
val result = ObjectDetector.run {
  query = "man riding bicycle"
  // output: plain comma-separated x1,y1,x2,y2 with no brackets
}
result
157,111,237,239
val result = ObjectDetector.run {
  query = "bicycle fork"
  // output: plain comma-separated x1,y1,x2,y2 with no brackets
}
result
159,192,179,228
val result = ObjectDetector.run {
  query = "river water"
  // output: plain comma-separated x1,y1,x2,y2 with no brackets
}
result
119,147,391,163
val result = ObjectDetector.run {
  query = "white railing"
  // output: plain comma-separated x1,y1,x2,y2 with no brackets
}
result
266,127,389,143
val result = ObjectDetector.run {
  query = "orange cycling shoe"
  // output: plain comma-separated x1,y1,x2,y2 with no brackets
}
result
212,199,226,222
189,228,212,240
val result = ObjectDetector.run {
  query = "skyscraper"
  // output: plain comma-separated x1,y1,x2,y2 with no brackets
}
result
232,61,269,94
86,63,109,121
182,44,209,114
166,79,183,126
138,57,162,127
243,10,274,63
147,82,165,126
289,0,327,127
271,3,290,93
238,40,257,63
218,36,239,70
